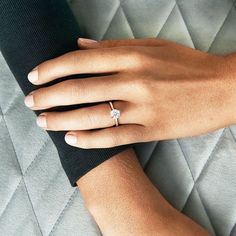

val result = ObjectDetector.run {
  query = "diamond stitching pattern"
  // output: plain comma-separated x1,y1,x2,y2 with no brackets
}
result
177,138,217,233
119,5,135,38
207,2,235,52
48,189,77,235
0,0,236,235
0,178,22,220
155,3,177,38
2,91,22,115
230,223,236,236
174,2,196,48
0,105,43,235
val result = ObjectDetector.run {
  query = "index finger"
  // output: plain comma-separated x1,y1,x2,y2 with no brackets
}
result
27,47,135,85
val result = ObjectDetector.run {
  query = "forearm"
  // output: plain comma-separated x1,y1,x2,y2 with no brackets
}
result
77,149,211,236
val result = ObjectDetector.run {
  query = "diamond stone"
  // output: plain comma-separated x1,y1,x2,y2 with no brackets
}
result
110,109,120,119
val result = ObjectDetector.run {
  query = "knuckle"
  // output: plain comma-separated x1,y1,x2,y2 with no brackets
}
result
77,79,88,96
103,40,120,47
152,118,172,139
113,46,147,69
132,77,152,96
43,114,55,131
129,48,144,67
128,47,152,68
86,112,97,128
70,50,80,68
32,88,44,107
76,135,89,148
107,131,120,147
131,128,144,141
66,50,83,68
67,80,81,98
38,59,54,79
65,79,87,101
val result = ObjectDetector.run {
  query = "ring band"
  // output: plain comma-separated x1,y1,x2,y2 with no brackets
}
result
109,101,120,126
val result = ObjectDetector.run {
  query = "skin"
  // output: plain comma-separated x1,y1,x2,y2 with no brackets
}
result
24,38,236,149
23,38,236,235
77,148,211,236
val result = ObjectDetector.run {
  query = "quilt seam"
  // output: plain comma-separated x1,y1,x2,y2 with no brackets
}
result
0,178,23,221
230,221,236,236
177,140,216,234
0,106,43,236
228,127,236,144
207,2,235,52
174,0,196,48
23,136,51,176
156,2,177,38
179,129,226,234
120,3,135,38
99,2,120,40
195,188,217,235
143,142,159,171
2,90,22,115
195,129,225,182
48,189,78,236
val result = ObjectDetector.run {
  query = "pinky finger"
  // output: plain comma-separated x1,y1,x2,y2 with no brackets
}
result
64,124,145,149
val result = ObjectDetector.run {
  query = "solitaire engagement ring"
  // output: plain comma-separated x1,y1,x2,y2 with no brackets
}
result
109,101,120,126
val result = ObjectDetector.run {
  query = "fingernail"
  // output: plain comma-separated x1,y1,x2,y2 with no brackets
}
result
28,68,38,83
36,115,47,128
65,134,77,144
24,94,34,107
78,38,98,44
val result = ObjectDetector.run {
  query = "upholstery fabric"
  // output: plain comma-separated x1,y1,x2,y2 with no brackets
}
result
0,0,236,235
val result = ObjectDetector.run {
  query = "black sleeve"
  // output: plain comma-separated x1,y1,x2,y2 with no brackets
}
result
0,0,133,186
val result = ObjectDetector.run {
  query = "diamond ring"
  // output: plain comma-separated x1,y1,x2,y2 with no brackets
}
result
109,101,120,126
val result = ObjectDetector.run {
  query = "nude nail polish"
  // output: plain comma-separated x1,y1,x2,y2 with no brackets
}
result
65,134,77,144
78,38,98,44
36,115,47,128
28,69,38,83
24,94,34,107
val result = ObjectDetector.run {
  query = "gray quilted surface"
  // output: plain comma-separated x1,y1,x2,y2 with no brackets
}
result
0,0,236,235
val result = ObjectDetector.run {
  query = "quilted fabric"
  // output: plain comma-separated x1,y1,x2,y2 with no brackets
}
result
0,0,236,235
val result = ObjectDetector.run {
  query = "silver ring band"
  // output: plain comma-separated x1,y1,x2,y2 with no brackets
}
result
109,101,120,127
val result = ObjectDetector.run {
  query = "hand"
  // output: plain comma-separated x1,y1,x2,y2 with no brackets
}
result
24,38,236,148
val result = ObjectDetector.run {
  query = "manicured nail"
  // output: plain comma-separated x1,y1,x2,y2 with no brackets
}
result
78,38,98,44
28,68,38,83
36,115,47,128
24,94,34,107
65,133,77,145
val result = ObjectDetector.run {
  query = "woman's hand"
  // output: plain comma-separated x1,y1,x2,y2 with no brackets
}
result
24,38,236,148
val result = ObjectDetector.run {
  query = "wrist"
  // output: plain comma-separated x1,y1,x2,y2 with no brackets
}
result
77,148,210,236
76,148,138,209
76,148,173,235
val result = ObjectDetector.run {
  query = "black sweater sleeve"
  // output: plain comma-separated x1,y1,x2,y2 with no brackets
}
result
0,0,133,186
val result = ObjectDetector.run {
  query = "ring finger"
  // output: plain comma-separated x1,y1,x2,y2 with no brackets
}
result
36,101,137,131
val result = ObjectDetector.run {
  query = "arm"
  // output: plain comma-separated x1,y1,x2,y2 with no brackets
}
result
77,149,211,236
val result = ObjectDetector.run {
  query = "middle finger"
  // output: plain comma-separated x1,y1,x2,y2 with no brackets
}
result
25,75,131,110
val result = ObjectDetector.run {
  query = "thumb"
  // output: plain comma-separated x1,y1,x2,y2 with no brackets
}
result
77,37,168,49
77,38,99,49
